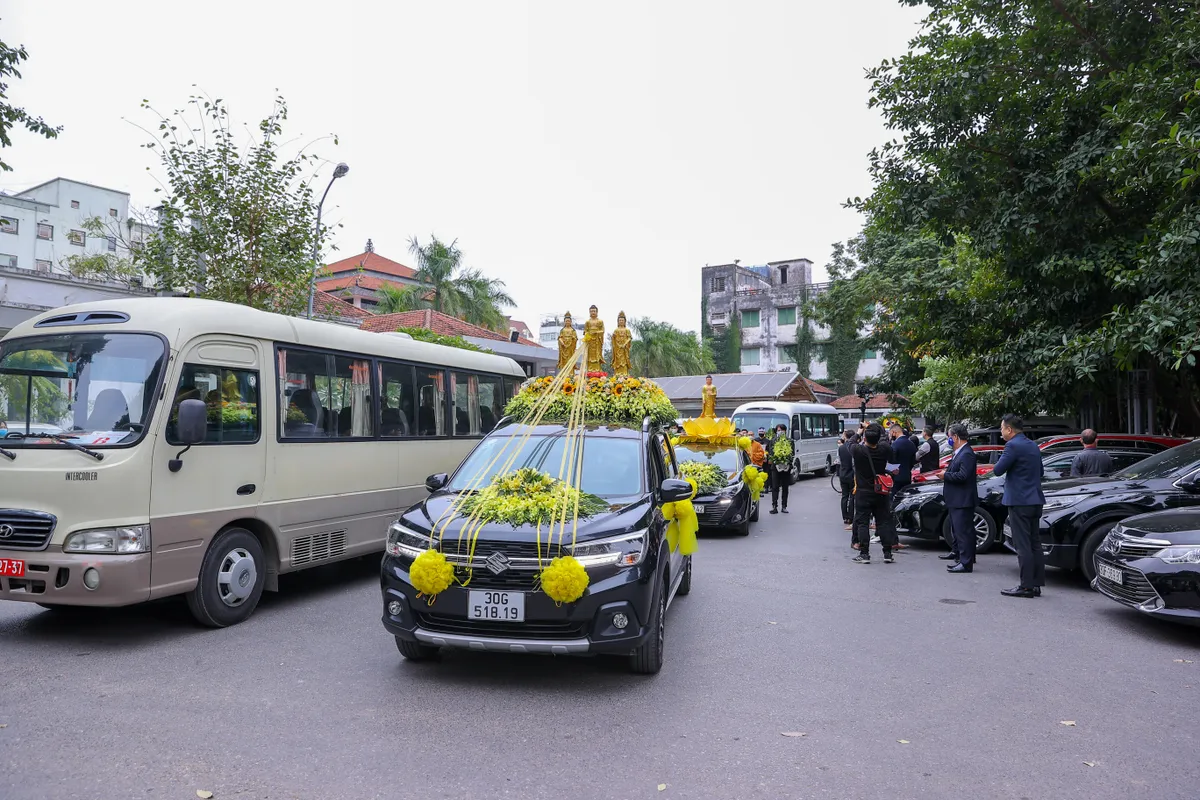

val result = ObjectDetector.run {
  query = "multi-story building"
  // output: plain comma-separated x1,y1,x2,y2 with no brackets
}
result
538,313,585,349
0,178,157,337
700,258,885,382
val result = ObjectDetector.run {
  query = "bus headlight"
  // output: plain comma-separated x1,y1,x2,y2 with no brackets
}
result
63,525,151,554
570,531,648,568
386,522,432,560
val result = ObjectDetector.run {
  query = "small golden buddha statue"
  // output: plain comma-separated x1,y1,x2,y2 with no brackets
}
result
611,311,633,376
556,312,578,373
583,305,605,372
700,374,717,418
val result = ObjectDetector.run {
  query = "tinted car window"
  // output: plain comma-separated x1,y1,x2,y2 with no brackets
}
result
1112,440,1200,480
450,434,643,497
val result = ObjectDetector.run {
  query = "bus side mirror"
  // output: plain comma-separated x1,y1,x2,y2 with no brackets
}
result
425,473,449,492
168,399,206,473
792,428,801,440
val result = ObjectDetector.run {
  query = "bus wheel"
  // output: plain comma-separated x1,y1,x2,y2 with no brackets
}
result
186,527,267,628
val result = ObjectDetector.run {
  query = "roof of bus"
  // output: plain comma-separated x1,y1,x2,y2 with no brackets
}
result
3,297,526,378
732,401,839,414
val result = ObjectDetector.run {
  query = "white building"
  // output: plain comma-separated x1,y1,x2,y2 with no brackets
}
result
0,178,156,336
537,313,585,349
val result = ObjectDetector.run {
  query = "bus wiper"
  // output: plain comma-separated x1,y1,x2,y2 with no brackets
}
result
45,433,104,461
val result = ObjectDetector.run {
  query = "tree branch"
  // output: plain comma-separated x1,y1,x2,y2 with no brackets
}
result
1048,0,1122,71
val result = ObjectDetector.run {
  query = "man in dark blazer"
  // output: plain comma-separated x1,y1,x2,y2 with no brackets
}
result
941,423,978,573
992,414,1046,597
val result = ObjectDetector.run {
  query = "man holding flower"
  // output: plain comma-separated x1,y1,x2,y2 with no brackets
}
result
767,423,792,514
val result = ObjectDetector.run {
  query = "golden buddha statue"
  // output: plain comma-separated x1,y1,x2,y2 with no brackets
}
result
556,312,578,373
611,311,633,376
700,374,717,418
583,305,605,372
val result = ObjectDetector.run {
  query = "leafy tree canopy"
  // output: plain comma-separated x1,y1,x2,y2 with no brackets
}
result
401,236,516,332
0,29,61,172
629,317,715,378
395,326,490,353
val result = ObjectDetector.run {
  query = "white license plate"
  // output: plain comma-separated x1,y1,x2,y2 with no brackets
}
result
693,505,705,514
467,590,525,622
1097,563,1123,585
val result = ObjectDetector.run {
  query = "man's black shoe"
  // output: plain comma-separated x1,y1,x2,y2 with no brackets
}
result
852,554,871,565
1001,586,1038,598
781,507,789,514
883,552,895,564
769,507,778,514
947,563,972,573
938,552,958,560
1033,587,1042,596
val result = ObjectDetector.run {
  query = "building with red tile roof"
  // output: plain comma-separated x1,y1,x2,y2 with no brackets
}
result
310,290,374,323
314,241,420,311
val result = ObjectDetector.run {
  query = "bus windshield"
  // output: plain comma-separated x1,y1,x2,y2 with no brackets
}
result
0,332,166,447
732,412,788,434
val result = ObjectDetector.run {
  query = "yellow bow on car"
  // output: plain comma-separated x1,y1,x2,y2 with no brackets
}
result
742,465,767,502
663,477,699,556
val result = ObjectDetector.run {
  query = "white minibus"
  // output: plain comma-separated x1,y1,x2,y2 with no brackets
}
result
0,298,525,626
731,400,841,476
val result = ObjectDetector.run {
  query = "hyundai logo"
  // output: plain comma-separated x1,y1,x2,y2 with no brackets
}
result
0,524,14,538
484,552,511,575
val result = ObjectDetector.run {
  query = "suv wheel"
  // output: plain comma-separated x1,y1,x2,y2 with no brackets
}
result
676,556,692,596
629,574,666,675
395,636,440,662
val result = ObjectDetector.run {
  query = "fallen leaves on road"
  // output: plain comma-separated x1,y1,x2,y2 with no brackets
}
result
196,792,214,799
1059,721,1077,727
1083,762,1096,767
897,739,910,744
767,621,778,625
657,784,667,792
0,724,7,729
1172,659,1193,664
780,732,807,737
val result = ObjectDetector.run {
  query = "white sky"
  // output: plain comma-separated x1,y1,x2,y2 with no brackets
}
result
2,1,924,334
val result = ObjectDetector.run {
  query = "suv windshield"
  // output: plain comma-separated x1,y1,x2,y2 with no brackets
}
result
1112,440,1200,481
450,433,643,497
0,333,166,447
674,444,739,473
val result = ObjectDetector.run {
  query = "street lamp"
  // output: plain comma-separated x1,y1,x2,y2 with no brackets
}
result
306,162,350,319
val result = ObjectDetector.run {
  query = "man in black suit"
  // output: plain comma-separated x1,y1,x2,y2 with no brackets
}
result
889,423,917,497
941,423,978,573
992,414,1047,598
837,432,858,530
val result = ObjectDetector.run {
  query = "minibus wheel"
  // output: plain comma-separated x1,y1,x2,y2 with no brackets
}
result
186,527,267,628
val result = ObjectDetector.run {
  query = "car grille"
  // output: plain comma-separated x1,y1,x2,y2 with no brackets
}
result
444,540,561,592
1104,531,1170,559
697,502,733,526
414,611,586,640
1094,557,1160,607
0,510,57,551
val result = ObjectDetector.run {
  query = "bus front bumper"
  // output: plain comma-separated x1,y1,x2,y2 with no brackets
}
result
0,546,152,607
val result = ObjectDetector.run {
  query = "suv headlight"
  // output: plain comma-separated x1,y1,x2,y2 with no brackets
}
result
386,522,432,560
1043,495,1085,511
63,525,150,554
570,530,648,568
1155,545,1200,564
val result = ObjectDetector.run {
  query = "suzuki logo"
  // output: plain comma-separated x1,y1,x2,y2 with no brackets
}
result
0,524,14,538
484,552,511,575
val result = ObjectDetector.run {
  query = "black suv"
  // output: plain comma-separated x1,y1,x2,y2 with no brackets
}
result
380,418,693,674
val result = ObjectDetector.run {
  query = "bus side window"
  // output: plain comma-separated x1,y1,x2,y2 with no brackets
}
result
168,364,260,445
379,362,414,437
801,415,814,439
415,369,445,437
478,374,503,434
450,372,481,436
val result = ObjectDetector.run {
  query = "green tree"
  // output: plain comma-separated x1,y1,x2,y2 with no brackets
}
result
59,211,156,283
0,29,61,172
790,314,815,378
629,317,715,378
375,284,429,314
406,236,515,331
395,326,489,353
133,94,335,314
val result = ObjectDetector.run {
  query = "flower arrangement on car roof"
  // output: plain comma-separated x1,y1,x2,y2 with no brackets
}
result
504,373,677,427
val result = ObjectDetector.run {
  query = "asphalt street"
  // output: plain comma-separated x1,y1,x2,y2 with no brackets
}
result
2,476,1199,800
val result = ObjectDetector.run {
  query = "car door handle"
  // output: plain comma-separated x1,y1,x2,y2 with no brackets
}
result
237,484,256,496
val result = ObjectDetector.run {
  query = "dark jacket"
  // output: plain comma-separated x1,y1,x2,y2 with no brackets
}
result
942,444,978,509
837,442,855,481
916,437,941,473
852,441,894,498
890,434,916,487
1070,447,1115,478
993,433,1046,507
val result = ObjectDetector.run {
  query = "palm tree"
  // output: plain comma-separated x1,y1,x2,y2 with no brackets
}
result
407,236,516,331
374,284,429,314
629,318,716,378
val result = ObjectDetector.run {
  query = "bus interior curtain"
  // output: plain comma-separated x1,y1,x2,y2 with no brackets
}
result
351,361,370,437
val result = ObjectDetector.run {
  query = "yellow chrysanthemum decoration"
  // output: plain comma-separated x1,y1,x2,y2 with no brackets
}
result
737,435,752,451
540,555,589,604
742,465,767,502
409,549,455,601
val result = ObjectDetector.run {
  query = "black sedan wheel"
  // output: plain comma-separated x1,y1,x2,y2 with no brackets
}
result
941,508,998,554
1080,521,1118,586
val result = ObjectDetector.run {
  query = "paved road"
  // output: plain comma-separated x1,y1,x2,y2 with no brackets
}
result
2,476,1199,800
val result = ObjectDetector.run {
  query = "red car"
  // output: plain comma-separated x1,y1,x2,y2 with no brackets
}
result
911,445,1005,483
1035,433,1191,454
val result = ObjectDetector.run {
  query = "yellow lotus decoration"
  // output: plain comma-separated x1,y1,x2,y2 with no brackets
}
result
678,416,738,447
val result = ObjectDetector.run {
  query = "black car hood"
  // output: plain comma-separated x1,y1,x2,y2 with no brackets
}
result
1120,509,1200,544
1041,476,1144,498
403,492,652,544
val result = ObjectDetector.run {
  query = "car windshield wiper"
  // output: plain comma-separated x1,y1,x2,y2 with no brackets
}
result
43,433,104,461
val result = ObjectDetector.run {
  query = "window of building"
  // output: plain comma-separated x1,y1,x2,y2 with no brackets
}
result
777,348,795,365
109,208,119,218
68,229,85,246
0,253,16,268
106,236,117,252
167,365,260,444
741,309,760,328
863,350,877,360
278,348,374,439
450,371,481,436
779,265,788,285
70,200,80,209
0,217,17,234
37,223,52,240
740,347,760,366
711,276,726,293
35,259,52,273
777,306,797,326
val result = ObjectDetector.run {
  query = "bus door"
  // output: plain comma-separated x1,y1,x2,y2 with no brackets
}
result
148,338,268,599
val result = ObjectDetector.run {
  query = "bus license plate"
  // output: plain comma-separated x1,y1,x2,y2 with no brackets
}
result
0,558,25,577
468,590,525,622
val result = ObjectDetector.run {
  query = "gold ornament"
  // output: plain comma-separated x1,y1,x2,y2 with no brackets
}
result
611,311,633,376
583,305,605,372
700,375,717,419
556,312,578,373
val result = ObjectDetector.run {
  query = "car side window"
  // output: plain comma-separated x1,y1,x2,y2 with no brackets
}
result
656,435,676,479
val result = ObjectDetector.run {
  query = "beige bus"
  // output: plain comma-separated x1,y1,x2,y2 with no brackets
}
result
0,297,526,626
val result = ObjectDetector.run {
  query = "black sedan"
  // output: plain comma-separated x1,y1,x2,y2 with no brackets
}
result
1002,439,1200,584
1092,509,1200,627
673,443,757,536
893,448,1150,554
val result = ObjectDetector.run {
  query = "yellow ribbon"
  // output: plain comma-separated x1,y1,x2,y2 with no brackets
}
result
663,477,700,556
742,466,767,502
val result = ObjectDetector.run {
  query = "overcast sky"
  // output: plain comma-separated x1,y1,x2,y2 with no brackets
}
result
3,1,924,334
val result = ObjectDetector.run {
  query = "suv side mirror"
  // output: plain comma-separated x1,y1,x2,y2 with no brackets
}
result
425,473,449,492
176,399,207,445
661,478,694,503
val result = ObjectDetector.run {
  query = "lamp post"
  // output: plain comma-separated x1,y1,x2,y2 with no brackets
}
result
306,162,350,319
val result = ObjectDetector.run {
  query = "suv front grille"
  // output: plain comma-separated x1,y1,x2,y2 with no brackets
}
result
0,510,57,551
1095,557,1159,606
414,611,586,640
444,540,563,591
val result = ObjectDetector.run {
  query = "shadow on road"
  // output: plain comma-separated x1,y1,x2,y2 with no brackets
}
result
394,648,641,691
1091,605,1200,649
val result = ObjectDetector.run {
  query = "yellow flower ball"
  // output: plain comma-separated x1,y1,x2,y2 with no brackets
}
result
409,549,455,598
738,435,752,451
540,555,589,604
